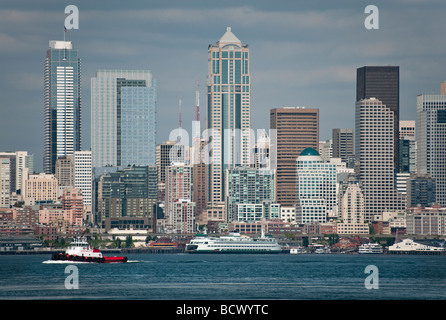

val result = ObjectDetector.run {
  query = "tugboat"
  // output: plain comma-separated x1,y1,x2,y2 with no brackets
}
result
52,237,128,263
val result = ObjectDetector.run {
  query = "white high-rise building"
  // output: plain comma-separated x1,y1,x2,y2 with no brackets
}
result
44,40,81,174
74,150,92,210
417,93,446,207
355,98,405,221
0,158,10,208
296,148,337,224
206,27,251,203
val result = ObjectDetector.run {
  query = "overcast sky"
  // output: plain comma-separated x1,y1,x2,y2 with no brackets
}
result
1,0,445,172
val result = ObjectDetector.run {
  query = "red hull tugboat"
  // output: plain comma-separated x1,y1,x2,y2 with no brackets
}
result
52,237,127,263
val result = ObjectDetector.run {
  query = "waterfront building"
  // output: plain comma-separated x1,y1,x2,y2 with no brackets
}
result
225,167,276,223
332,128,354,164
416,92,446,207
206,27,251,204
270,107,319,207
295,148,337,225
91,70,156,168
406,205,446,235
170,199,196,234
355,97,406,221
44,40,81,174
356,66,400,172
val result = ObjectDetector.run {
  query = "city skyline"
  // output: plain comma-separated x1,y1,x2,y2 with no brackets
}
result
1,1,446,172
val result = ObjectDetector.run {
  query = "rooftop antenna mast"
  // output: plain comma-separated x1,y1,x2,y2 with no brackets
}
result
195,77,200,122
179,87,182,129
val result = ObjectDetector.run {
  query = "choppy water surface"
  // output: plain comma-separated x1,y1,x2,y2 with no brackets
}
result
0,253,445,300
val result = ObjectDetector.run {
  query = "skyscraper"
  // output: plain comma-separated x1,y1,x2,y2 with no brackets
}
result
332,128,354,163
44,40,81,174
416,92,446,207
225,167,276,223
356,66,400,172
206,27,251,203
165,163,195,233
295,148,337,224
355,97,405,221
91,70,156,168
270,107,319,207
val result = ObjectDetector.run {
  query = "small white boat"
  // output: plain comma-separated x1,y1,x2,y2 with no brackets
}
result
290,246,306,254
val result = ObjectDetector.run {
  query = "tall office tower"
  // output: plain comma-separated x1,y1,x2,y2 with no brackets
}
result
91,70,156,168
74,150,92,213
193,139,208,225
97,166,157,231
332,128,354,163
270,107,319,206
355,98,405,221
44,40,81,174
295,148,337,224
165,163,194,233
206,27,251,203
225,167,276,223
356,66,400,172
417,92,446,207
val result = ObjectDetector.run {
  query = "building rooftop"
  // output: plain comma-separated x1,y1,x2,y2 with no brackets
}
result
300,148,320,156
218,27,241,45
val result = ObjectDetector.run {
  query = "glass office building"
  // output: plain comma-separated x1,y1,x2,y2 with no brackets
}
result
91,70,156,168
417,93,446,207
44,41,81,174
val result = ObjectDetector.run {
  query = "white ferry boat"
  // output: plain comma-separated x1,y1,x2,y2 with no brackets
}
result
388,239,445,254
358,243,383,254
186,232,282,253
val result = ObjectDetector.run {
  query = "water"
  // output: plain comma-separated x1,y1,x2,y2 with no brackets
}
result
0,253,445,300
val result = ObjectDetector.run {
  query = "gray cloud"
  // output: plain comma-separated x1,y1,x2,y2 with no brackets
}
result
0,1,445,171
